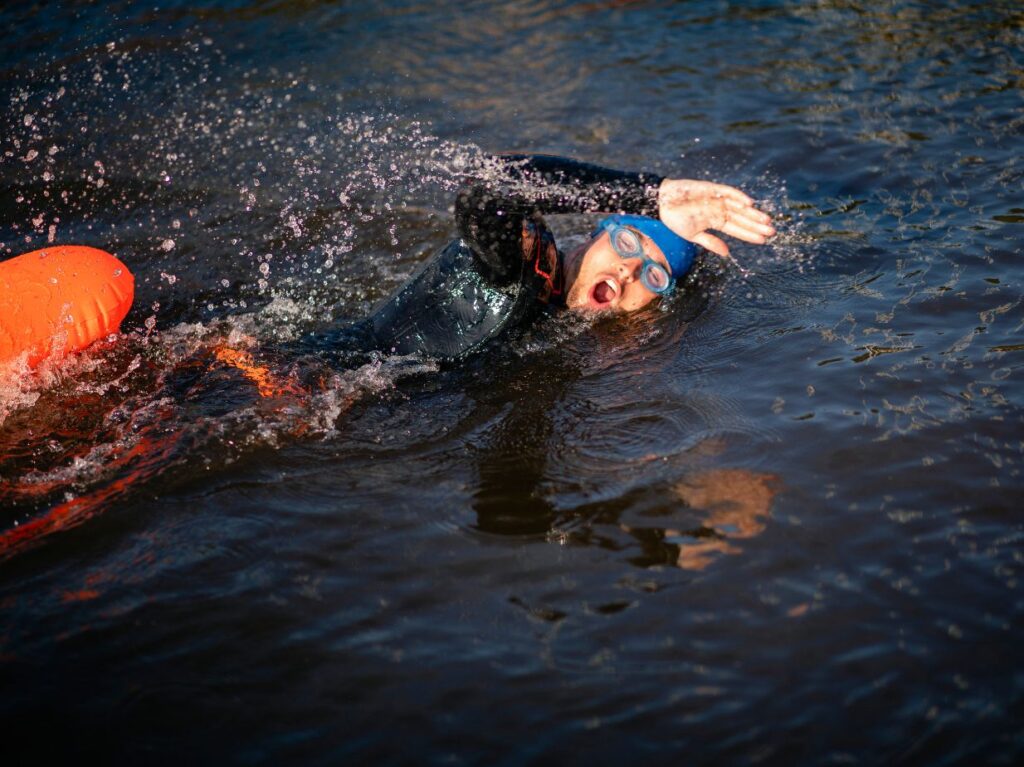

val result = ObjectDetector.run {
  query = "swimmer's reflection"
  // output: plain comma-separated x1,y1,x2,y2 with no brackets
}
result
469,356,778,569
624,469,779,571
468,345,574,536
476,456,777,570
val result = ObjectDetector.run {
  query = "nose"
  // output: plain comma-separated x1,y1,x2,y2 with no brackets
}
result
616,258,642,283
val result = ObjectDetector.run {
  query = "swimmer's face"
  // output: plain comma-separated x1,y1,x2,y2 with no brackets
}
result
565,230,670,314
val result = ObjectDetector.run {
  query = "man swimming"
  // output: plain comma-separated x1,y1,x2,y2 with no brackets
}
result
0,154,772,373
320,154,774,362
0,153,773,554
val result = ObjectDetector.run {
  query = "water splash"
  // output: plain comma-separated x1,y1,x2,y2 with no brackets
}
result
0,28,815,560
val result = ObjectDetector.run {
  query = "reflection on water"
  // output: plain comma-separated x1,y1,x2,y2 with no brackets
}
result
2,0,1023,764
670,468,778,571
0,317,439,557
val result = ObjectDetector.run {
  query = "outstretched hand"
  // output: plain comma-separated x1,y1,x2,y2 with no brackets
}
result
657,179,774,259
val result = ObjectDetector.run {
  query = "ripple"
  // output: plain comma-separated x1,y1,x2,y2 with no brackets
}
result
3,1,1024,763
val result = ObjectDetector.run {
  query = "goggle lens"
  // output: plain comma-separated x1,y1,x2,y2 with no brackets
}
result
610,227,644,259
641,263,671,293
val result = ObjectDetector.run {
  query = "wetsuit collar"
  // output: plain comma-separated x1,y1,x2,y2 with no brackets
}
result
529,226,565,307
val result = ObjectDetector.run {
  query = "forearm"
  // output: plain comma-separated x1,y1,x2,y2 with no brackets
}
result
454,154,663,282
488,154,663,216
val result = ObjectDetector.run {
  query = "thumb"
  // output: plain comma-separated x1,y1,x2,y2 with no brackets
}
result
690,232,730,259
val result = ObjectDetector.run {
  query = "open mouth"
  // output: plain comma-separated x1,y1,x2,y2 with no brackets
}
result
589,276,620,309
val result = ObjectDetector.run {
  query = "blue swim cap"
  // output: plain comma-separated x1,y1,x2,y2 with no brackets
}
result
594,214,698,281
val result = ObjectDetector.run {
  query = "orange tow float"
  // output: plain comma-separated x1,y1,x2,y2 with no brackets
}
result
0,245,134,368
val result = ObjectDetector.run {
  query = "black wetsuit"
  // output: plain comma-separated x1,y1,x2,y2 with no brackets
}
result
328,154,664,362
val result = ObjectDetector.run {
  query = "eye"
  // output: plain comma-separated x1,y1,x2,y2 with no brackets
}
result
643,264,671,292
611,227,643,257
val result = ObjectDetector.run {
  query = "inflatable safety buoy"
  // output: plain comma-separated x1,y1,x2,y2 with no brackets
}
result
0,245,134,368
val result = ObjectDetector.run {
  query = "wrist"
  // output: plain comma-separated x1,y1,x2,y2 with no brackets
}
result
639,172,664,217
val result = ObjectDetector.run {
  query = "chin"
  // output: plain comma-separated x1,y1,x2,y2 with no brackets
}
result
568,297,621,316
567,287,607,314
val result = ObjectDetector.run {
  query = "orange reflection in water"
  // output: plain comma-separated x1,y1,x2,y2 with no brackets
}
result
212,345,306,399
0,341,326,560
0,424,180,559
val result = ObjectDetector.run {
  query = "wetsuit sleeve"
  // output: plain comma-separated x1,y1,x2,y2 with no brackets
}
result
454,154,663,284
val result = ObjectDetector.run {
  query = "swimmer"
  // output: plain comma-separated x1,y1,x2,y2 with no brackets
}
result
319,154,774,363
0,155,772,371
0,154,773,554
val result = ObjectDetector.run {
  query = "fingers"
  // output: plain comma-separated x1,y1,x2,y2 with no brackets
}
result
725,208,775,235
725,196,772,225
723,198,775,242
721,217,774,244
712,183,755,207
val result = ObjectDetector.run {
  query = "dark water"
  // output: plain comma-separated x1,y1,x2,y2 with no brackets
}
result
2,1,1022,764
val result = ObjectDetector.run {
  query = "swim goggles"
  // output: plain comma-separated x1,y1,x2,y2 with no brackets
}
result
597,222,674,294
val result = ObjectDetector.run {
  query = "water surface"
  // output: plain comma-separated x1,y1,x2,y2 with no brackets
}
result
1,1,1022,764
